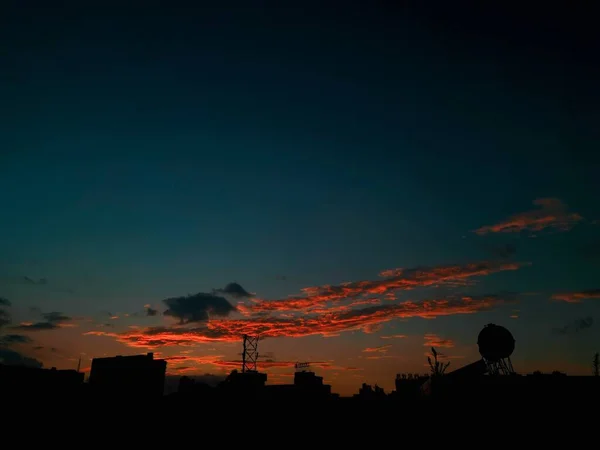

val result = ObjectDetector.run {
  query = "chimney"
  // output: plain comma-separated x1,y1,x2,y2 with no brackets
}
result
147,352,154,359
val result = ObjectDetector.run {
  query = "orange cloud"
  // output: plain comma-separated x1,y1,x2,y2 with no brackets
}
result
348,298,382,307
423,333,454,348
474,198,582,235
362,345,391,353
551,289,600,303
366,355,401,360
362,323,383,334
243,261,522,313
85,293,508,348
167,366,199,374
380,334,407,339
163,355,227,365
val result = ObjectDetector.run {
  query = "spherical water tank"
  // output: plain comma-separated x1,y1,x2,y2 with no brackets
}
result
477,323,515,362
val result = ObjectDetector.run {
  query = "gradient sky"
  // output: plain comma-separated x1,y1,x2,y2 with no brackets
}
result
1,3,599,396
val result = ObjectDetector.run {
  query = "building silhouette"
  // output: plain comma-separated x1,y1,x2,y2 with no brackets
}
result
88,352,166,399
293,368,332,396
393,373,429,400
217,368,268,400
355,382,386,399
263,367,333,402
0,363,84,401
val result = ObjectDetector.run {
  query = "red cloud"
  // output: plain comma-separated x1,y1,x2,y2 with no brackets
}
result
423,333,454,348
380,334,407,339
366,355,401,360
362,323,383,334
348,298,382,307
362,345,391,353
243,261,522,313
474,198,583,235
551,289,600,303
85,293,508,348
163,355,228,365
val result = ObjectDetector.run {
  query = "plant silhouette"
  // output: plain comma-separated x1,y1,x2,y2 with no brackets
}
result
427,347,450,376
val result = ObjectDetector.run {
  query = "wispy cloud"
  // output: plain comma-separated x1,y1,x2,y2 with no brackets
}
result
347,298,382,307
85,293,510,348
365,355,402,360
0,276,74,294
242,261,523,313
0,301,43,367
553,317,594,335
11,311,73,331
0,334,33,345
21,276,48,286
380,334,407,340
362,345,391,353
474,198,582,235
551,289,600,303
423,333,454,348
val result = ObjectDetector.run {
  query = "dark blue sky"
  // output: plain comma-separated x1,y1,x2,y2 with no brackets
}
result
1,3,598,392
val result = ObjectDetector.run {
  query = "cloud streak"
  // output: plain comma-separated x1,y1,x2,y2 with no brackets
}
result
0,300,43,367
380,334,407,340
423,333,454,348
0,334,33,345
21,276,48,286
86,293,509,348
362,345,391,353
553,317,594,335
474,198,582,235
551,289,600,303
243,261,522,313
11,311,73,331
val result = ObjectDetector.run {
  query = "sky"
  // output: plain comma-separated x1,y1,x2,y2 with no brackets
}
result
1,3,599,396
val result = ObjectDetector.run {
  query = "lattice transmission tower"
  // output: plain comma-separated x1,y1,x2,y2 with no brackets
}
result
241,334,259,373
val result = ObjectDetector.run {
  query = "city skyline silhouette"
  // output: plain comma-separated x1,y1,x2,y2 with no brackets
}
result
1,2,598,397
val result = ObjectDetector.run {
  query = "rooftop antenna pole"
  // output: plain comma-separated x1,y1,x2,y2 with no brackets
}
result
77,356,81,373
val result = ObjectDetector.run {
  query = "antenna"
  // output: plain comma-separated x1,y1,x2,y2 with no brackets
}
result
77,356,81,373
242,334,259,373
